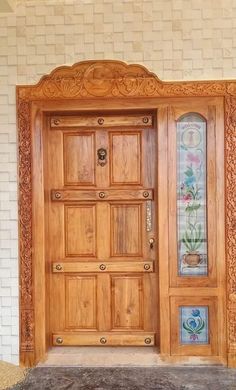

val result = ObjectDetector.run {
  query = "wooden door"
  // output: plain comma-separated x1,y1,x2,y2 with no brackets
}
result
45,112,158,347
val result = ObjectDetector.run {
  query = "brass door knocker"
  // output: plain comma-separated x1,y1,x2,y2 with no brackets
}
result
97,148,107,167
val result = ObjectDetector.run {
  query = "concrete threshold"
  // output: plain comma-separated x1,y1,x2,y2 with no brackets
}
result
38,347,222,367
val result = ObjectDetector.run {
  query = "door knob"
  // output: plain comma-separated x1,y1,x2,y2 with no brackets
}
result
149,238,155,249
97,148,107,166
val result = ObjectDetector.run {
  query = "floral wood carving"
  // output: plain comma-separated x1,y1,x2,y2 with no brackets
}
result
18,60,229,100
17,60,236,365
225,96,236,346
21,310,34,351
18,99,34,352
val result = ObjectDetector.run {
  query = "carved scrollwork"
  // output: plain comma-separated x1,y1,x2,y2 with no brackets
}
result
21,310,34,351
18,99,33,308
18,98,34,354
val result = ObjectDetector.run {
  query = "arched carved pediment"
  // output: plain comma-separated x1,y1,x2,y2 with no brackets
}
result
18,60,230,100
18,60,162,99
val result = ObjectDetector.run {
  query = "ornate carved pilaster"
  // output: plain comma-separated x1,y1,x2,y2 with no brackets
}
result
225,95,236,359
18,98,34,352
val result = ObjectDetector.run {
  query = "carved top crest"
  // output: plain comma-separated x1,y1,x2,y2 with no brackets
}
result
17,60,236,100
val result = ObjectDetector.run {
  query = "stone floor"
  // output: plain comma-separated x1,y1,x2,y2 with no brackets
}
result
9,367,236,390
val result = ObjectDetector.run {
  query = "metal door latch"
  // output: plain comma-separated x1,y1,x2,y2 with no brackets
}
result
97,148,107,167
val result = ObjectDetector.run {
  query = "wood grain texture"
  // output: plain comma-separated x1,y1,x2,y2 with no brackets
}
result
110,132,142,185
63,133,95,186
45,108,157,355
52,332,155,346
17,60,232,367
111,276,144,329
51,189,153,201
52,261,154,273
65,276,97,329
111,204,142,257
65,204,97,257
51,114,153,128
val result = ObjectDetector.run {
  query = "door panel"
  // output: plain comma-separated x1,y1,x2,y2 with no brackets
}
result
46,112,158,347
110,132,142,185
111,275,143,330
63,133,96,186
65,276,97,330
65,204,97,257
111,204,142,257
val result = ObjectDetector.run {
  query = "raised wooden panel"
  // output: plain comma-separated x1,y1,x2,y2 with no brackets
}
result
65,276,97,329
111,276,144,330
111,204,142,257
110,132,142,185
63,133,95,186
65,204,96,257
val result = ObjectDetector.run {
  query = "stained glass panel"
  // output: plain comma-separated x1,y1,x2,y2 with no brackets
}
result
180,306,209,344
177,113,207,276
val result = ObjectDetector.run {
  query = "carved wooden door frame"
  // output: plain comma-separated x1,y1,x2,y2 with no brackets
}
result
17,60,236,367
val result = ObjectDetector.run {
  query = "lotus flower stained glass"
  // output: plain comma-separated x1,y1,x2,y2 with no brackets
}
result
180,306,209,344
177,113,207,276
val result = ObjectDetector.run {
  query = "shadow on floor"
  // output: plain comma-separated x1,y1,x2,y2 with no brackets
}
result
9,366,236,390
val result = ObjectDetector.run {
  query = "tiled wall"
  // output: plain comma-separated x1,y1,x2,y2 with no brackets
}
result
0,0,236,364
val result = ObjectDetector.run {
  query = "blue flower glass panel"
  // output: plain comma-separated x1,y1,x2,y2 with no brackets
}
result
180,306,209,344
177,113,207,276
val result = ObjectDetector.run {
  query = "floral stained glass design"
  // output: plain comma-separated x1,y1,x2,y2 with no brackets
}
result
180,306,209,344
177,113,207,276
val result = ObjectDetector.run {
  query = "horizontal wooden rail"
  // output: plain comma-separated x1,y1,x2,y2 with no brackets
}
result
52,261,154,273
51,189,154,201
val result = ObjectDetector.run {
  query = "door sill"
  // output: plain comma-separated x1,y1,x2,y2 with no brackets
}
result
38,346,164,367
38,347,224,367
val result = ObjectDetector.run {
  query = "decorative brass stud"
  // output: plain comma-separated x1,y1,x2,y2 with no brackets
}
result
98,118,104,125
143,117,149,124
55,264,62,271
144,263,151,271
99,264,106,271
56,337,63,344
53,119,60,126
100,337,107,344
99,192,106,198
144,337,152,345
55,192,61,199
143,191,149,198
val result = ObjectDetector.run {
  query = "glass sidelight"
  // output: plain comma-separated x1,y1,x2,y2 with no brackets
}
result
177,114,207,276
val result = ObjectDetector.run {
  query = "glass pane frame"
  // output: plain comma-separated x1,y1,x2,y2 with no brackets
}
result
168,105,218,287
177,113,208,277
